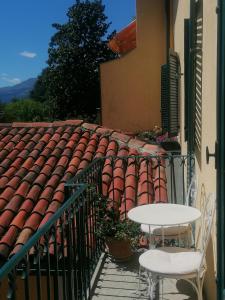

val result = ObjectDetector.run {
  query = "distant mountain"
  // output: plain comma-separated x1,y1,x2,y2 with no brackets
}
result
0,78,37,103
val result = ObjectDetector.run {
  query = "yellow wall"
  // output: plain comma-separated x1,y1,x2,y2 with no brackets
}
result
172,0,217,299
100,0,167,133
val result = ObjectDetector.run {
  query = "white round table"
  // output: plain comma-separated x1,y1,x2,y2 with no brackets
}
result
128,203,201,226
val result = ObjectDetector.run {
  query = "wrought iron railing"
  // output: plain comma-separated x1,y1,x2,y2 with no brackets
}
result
0,154,194,300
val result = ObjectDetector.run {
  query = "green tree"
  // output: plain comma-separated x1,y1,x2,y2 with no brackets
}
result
30,68,50,103
0,100,5,122
32,0,117,119
3,99,50,122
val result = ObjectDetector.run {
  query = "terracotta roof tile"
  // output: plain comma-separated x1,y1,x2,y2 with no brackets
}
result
52,190,64,203
154,186,168,203
57,156,69,167
66,165,77,177
39,212,54,228
2,166,17,178
4,195,24,213
46,201,61,214
24,213,42,231
32,199,49,215
26,185,42,202
23,171,37,184
0,199,7,211
0,177,9,189
12,122,51,128
7,176,21,189
0,210,15,230
34,174,48,187
111,132,132,144
64,119,83,126
15,181,30,198
82,123,100,132
46,174,61,189
0,226,19,254
39,186,54,200
11,228,34,254
52,166,65,177
62,148,72,157
19,199,35,213
45,156,58,167
0,121,167,259
0,187,15,203
51,148,62,158
10,211,28,229
96,127,114,135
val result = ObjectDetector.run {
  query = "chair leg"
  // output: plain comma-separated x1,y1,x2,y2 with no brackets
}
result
161,278,164,300
196,274,205,300
138,265,141,293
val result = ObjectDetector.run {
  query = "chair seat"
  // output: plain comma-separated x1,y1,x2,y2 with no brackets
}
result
139,247,202,276
141,223,191,236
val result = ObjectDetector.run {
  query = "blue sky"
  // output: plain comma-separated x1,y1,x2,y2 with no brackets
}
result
0,0,136,88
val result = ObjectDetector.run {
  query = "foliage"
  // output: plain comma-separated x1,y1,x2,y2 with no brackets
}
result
30,68,51,103
96,196,141,247
31,0,117,119
3,99,50,122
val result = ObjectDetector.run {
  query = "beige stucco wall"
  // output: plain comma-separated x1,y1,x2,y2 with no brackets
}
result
100,0,166,133
172,0,217,299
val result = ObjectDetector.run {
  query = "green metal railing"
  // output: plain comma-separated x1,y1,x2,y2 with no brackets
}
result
0,154,193,299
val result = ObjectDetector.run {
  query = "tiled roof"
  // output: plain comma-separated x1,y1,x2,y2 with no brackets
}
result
0,120,167,260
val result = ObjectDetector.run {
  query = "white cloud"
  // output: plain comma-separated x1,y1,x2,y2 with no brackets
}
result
1,76,21,85
20,51,37,58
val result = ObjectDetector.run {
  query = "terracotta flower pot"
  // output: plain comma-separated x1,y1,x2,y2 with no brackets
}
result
105,238,133,261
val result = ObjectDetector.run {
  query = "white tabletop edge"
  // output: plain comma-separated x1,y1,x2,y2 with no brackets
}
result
127,203,201,226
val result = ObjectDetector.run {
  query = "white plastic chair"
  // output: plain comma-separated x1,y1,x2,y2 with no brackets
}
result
141,175,198,247
138,192,216,300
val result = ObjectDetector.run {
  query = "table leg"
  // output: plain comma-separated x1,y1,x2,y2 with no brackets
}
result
149,225,152,249
162,226,165,247
147,273,159,300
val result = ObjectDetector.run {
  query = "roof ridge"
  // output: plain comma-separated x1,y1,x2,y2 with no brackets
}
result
0,119,165,154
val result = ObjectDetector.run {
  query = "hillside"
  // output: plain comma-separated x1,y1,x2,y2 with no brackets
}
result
0,78,37,103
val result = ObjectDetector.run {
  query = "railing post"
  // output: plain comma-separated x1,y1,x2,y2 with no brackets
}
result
7,269,16,300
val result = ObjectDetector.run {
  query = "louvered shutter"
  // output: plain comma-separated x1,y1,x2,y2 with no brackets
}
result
161,50,180,137
161,64,169,133
168,50,180,137
184,19,190,142
189,0,203,162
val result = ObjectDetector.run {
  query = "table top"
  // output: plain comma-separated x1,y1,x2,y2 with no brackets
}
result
128,203,201,226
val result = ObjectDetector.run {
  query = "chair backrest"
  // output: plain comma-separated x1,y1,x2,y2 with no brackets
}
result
199,193,216,269
185,175,198,206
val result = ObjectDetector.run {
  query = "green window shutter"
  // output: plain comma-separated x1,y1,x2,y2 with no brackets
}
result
184,19,190,142
161,64,169,133
168,50,180,137
161,50,181,137
189,0,203,163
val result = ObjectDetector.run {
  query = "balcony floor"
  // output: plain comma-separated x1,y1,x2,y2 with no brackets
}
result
92,251,197,300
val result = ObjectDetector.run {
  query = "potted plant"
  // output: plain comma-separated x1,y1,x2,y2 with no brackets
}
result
96,197,141,261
